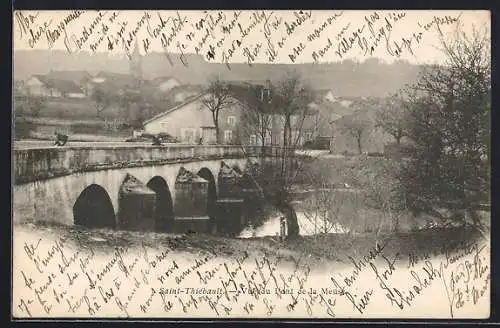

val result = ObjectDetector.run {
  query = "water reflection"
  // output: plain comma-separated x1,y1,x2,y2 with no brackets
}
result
239,189,355,238
239,211,349,238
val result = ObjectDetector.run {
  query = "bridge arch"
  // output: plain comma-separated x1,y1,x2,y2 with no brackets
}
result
197,167,217,220
73,184,116,229
14,157,255,226
146,176,174,232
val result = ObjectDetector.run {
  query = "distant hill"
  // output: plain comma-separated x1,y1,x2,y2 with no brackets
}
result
13,50,422,98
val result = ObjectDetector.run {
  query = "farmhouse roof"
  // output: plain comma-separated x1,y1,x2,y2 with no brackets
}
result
222,79,270,87
149,76,181,87
314,89,336,98
91,71,148,93
94,71,142,85
47,70,92,84
32,75,84,94
165,84,204,95
143,92,208,125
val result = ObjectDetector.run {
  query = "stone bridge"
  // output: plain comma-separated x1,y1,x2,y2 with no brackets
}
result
13,144,282,235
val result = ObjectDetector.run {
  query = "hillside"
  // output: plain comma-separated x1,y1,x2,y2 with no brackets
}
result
13,50,422,98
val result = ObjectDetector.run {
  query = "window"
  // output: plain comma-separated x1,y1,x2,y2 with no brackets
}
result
260,86,272,103
265,135,272,145
224,130,233,144
249,134,257,145
227,116,236,126
305,132,313,141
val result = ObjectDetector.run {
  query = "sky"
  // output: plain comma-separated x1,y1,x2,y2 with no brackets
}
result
12,10,490,65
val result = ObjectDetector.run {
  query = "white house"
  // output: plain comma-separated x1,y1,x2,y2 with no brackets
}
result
143,91,248,145
340,99,353,107
323,90,337,102
143,93,217,144
151,76,182,93
315,89,338,103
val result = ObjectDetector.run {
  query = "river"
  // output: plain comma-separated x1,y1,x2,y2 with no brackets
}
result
239,188,360,238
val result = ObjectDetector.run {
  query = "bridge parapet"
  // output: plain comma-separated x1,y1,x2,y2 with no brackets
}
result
13,144,282,185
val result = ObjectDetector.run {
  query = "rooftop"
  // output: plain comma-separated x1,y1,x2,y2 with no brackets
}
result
143,92,208,125
47,70,92,84
32,75,84,94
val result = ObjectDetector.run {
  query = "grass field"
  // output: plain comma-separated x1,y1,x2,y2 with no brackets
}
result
14,115,133,140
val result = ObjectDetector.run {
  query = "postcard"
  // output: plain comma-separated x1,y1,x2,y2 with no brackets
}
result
12,9,491,319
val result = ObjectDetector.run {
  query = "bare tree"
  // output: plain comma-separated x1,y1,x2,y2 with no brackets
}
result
234,72,314,239
310,108,323,141
258,72,314,239
341,113,372,154
117,90,145,128
91,87,111,120
236,83,274,155
272,71,314,189
202,77,236,144
375,94,409,145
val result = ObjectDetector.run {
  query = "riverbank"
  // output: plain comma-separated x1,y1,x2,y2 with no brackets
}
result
13,220,490,318
14,220,486,266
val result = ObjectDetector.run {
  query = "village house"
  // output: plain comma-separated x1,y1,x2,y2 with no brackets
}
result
315,89,338,103
150,76,182,93
142,79,277,145
46,70,93,95
141,79,351,148
226,79,285,147
142,93,214,144
251,89,343,149
24,75,86,99
142,92,246,145
89,71,144,96
266,110,327,148
298,91,374,150
86,39,144,97
156,84,204,104
143,83,275,145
